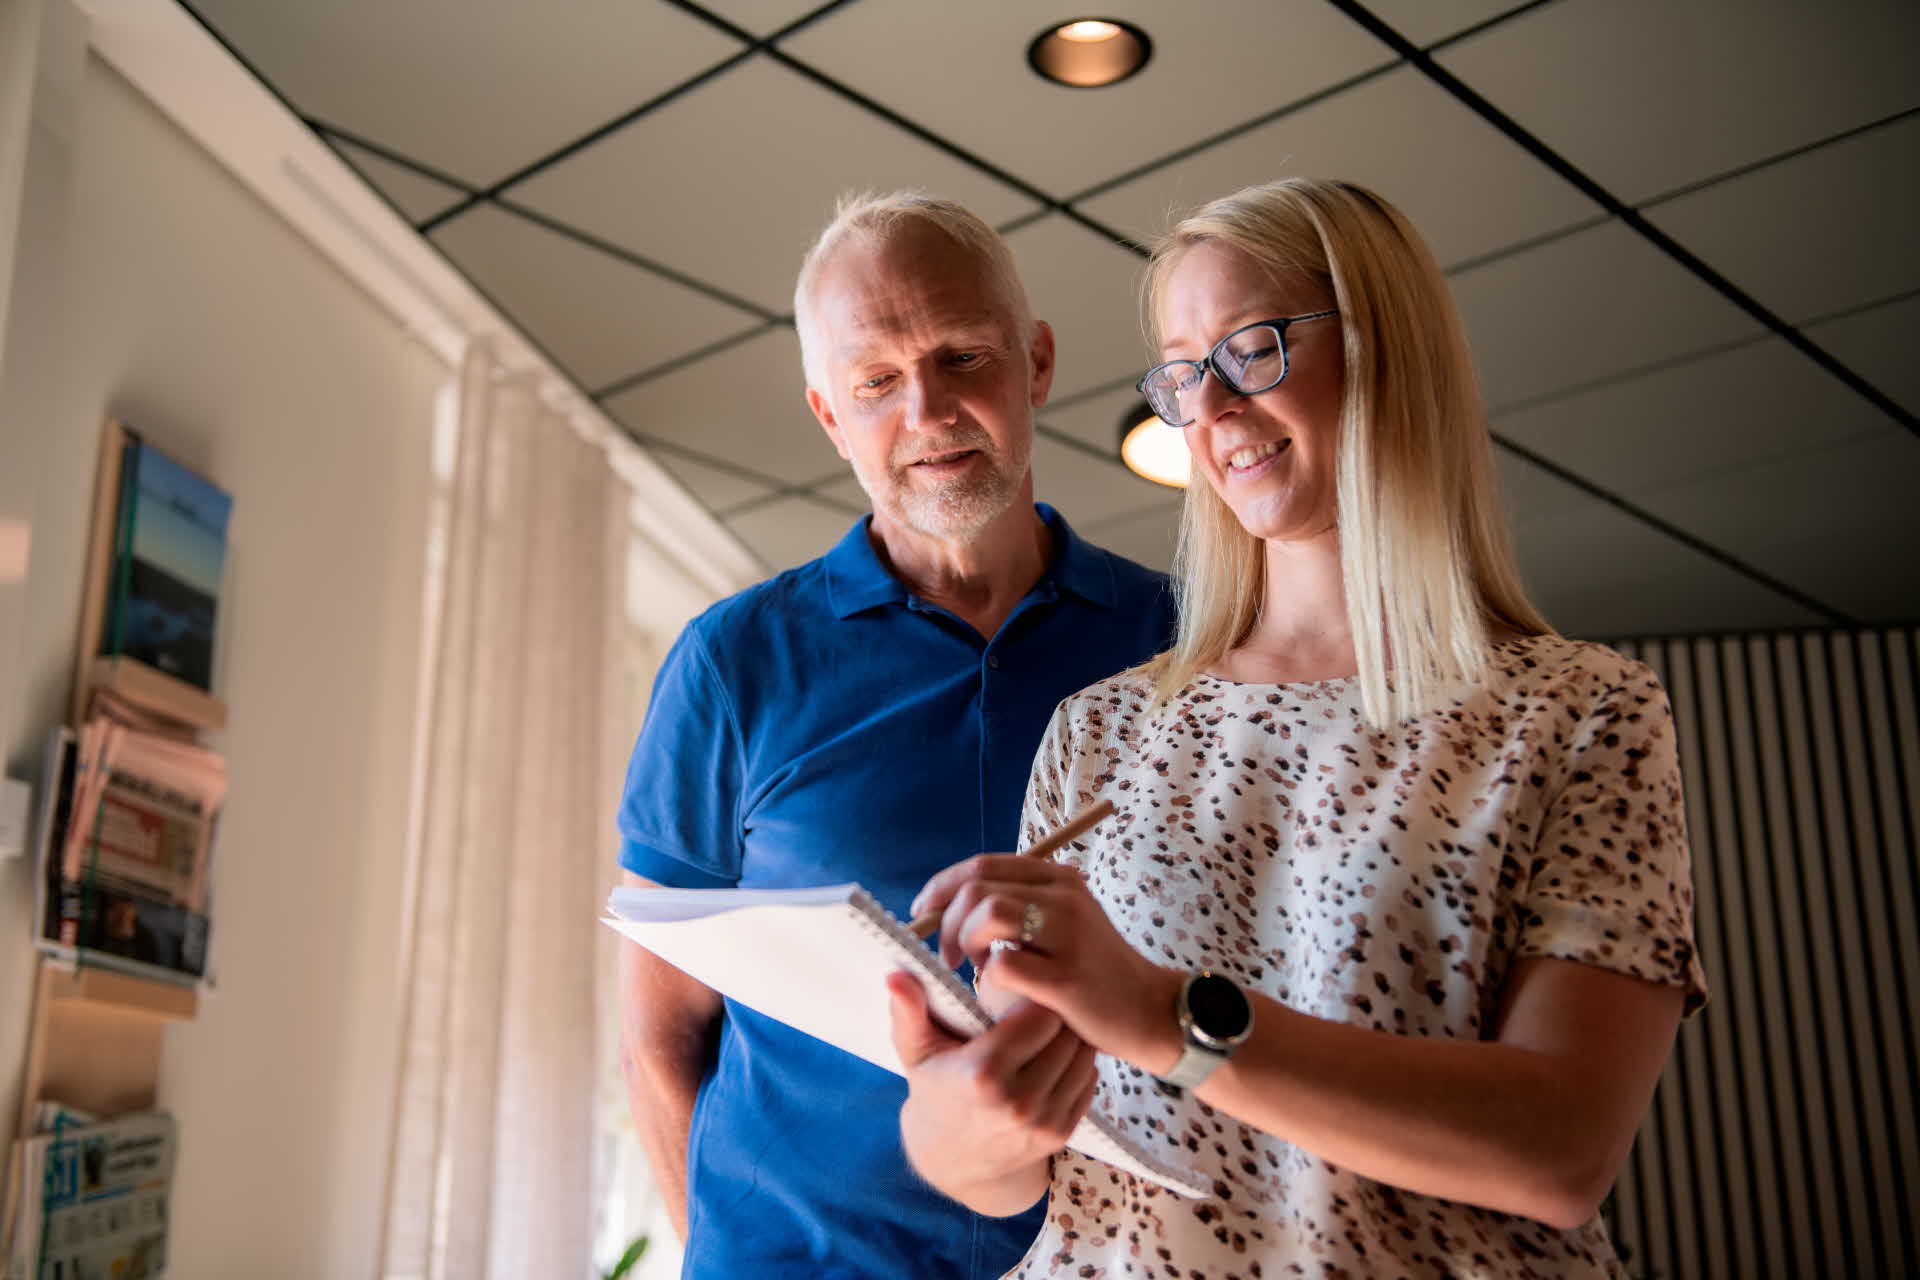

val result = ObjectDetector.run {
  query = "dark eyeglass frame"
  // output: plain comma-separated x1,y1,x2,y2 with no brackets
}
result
1136,310,1339,428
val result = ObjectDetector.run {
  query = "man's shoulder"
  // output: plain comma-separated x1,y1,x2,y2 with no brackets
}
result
682,555,838,653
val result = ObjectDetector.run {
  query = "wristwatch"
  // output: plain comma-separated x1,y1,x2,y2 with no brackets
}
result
1158,971,1254,1091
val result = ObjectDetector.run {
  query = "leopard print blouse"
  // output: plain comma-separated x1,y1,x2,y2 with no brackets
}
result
1006,634,1707,1279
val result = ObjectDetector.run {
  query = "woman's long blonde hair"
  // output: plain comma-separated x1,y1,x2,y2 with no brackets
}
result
1141,177,1550,728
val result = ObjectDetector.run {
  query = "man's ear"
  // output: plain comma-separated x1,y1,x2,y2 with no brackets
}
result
1027,319,1058,410
806,386,852,461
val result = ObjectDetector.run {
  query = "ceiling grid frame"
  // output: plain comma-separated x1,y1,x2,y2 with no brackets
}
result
175,0,1918,613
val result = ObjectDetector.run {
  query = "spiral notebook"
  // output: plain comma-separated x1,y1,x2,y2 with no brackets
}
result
604,882,1207,1199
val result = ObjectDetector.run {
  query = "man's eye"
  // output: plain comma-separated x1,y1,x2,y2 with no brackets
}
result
949,351,984,367
858,373,894,393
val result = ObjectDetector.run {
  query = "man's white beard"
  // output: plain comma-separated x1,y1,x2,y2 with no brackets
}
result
857,429,1031,543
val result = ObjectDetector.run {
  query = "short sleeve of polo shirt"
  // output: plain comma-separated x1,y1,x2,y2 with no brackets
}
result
1516,654,1709,1014
617,622,746,889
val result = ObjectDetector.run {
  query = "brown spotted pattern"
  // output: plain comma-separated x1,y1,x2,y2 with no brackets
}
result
1005,635,1707,1279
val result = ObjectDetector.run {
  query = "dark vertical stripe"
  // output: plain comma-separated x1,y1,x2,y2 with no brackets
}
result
1824,635,1904,1271
1738,636,1816,1275
1704,637,1773,1276
1675,640,1725,1278
1800,635,1881,1275
1772,634,1857,1278
1874,631,1920,1100
1659,641,1710,1277
1858,633,1920,1270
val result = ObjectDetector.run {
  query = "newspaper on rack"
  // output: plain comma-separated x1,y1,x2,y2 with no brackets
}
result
5,1112,174,1280
61,719,225,912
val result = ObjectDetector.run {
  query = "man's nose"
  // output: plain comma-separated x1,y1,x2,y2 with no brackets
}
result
902,370,960,430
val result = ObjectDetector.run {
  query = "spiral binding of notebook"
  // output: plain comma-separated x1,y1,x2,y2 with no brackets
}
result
842,888,1209,1199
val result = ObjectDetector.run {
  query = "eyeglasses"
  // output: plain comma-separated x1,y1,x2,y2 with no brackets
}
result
1136,310,1339,428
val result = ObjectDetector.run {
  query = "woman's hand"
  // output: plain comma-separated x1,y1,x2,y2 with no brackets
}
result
910,854,1184,1073
886,971,1095,1216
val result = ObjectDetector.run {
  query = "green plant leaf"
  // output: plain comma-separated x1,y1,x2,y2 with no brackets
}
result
603,1234,649,1280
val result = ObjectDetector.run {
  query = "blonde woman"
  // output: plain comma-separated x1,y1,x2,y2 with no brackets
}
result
888,178,1707,1278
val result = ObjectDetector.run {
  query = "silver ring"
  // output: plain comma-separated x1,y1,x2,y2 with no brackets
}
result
1019,902,1045,946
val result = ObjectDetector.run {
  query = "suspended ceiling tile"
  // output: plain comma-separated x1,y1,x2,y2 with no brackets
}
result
700,0,830,37
188,0,742,188
1645,113,1920,326
781,0,1390,198
430,205,760,392
648,449,782,516
1635,430,1920,623
1006,217,1154,401
1032,434,1172,527
602,327,842,481
1078,64,1600,271
1803,292,1920,420
1042,385,1151,455
725,495,858,575
1362,0,1533,49
1492,336,1889,498
325,136,468,225
1436,0,1920,205
1494,449,1592,528
1510,499,1825,639
1451,220,1759,410
1077,500,1182,573
508,57,1041,313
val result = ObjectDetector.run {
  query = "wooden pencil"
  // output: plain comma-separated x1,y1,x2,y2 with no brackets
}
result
907,798,1116,939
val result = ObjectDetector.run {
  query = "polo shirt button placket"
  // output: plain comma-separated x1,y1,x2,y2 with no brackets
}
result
987,654,1001,670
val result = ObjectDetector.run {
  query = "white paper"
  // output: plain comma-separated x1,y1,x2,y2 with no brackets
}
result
604,883,1207,1198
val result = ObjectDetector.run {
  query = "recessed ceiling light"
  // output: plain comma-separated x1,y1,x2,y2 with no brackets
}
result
1117,401,1189,489
1028,17,1152,89
1059,20,1122,42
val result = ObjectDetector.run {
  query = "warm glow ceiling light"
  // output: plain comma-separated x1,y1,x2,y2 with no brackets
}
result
1118,401,1190,489
1028,17,1153,88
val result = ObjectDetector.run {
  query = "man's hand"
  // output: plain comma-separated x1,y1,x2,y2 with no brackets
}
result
886,970,1096,1217
618,875,724,1243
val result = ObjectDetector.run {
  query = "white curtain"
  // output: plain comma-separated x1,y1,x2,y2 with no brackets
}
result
379,343,632,1280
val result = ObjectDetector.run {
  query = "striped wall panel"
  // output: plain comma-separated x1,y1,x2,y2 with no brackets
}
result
1605,628,1919,1279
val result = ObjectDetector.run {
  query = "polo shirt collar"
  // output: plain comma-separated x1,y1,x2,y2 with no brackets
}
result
824,502,1121,620
823,517,908,618
1036,502,1119,609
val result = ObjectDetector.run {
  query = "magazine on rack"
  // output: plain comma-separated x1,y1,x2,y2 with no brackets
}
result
36,722,221,984
5,1112,174,1280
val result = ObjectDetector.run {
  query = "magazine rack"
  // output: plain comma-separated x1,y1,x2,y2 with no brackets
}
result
6,419,217,1265
15,959,197,1134
20,418,216,1124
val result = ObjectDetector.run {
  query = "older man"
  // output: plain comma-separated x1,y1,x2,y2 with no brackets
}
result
616,192,1173,1279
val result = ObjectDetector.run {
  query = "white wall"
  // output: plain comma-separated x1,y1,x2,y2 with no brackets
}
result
0,14,447,1277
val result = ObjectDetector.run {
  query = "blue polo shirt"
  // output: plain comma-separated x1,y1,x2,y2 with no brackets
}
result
617,504,1174,1280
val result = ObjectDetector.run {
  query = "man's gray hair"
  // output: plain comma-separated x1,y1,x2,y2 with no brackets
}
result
792,190,1035,392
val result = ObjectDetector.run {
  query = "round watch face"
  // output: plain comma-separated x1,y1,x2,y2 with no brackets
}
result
1186,972,1252,1045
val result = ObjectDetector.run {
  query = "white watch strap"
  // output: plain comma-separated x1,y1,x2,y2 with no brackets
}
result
1160,1041,1228,1089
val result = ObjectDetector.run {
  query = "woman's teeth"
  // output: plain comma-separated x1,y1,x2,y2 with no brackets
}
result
1229,440,1286,470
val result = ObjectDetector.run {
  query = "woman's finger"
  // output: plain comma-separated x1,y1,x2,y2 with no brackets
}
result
953,887,1076,969
911,852,1077,925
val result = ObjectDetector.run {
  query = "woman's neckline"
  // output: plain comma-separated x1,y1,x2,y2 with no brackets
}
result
1193,634,1543,692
